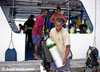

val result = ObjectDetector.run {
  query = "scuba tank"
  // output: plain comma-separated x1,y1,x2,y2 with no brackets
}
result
70,27,75,34
76,27,80,34
86,28,91,34
46,38,63,68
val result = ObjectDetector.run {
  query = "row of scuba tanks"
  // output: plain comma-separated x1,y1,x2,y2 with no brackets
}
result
69,23,91,34
69,26,91,34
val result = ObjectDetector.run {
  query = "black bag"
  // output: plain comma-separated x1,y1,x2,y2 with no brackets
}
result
42,41,53,63
42,40,53,72
86,46,99,68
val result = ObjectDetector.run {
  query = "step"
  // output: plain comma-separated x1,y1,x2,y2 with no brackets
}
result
0,59,99,72
0,60,42,72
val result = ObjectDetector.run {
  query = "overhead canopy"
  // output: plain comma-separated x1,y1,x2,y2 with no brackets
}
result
0,0,84,19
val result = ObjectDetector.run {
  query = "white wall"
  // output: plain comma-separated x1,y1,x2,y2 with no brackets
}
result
0,6,25,61
96,0,100,58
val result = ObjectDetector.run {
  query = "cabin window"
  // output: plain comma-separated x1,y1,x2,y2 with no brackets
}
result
66,1,93,34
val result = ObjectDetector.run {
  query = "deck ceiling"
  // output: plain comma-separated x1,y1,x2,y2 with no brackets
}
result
0,0,84,19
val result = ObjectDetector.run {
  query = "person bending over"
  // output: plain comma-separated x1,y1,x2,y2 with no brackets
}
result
49,18,71,72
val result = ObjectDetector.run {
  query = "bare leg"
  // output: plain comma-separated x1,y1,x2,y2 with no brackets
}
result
35,44,38,55
34,44,40,59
